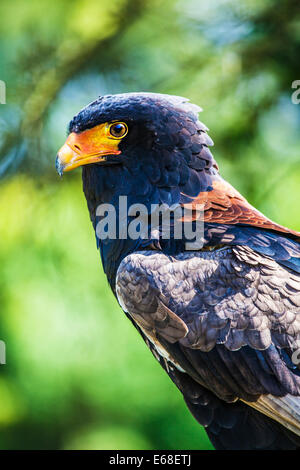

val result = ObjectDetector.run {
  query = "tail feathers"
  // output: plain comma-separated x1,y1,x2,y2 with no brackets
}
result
185,396,300,450
244,394,300,437
159,344,300,449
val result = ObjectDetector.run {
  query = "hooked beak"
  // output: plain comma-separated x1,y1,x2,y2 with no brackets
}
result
56,123,121,176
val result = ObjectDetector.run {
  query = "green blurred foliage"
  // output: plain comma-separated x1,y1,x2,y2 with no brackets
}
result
0,0,299,450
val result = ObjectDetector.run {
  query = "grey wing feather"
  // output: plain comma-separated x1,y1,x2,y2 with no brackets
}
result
116,246,300,434
116,246,300,355
116,259,188,344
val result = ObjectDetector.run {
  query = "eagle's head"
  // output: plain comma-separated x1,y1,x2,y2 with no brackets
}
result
56,92,217,187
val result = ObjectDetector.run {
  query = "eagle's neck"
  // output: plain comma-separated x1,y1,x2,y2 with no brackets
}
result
82,164,162,290
81,140,220,290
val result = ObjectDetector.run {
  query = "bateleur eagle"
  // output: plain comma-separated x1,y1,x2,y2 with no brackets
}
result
56,93,300,450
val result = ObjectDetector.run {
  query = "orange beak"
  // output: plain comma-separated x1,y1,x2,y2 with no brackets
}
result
56,123,122,175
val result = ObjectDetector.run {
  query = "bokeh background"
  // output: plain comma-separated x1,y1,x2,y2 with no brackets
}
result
0,0,300,450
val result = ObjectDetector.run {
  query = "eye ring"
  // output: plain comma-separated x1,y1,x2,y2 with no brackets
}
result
108,122,128,139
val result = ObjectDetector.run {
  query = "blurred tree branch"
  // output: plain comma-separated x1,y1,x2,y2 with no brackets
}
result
0,0,146,175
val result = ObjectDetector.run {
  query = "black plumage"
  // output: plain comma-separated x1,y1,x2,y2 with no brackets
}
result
56,93,300,449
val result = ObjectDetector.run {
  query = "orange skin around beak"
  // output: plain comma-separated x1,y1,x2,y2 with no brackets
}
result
56,122,122,175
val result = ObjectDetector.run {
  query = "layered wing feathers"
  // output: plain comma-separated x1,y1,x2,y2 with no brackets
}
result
116,246,300,436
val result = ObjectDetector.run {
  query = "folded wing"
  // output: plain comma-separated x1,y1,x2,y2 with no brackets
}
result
116,247,300,437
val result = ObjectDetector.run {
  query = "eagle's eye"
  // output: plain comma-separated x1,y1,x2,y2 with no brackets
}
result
109,122,128,139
